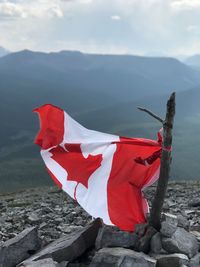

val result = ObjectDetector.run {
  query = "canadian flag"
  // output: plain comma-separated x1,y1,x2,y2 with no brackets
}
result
34,104,162,232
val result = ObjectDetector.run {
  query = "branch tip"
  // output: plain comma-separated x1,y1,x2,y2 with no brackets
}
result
137,107,164,124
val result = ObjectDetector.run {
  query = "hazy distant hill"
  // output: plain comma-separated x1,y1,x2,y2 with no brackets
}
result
75,86,200,181
1,50,200,101
0,46,9,57
0,50,200,192
185,55,200,67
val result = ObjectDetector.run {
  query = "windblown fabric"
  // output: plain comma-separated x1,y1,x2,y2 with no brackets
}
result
34,104,161,231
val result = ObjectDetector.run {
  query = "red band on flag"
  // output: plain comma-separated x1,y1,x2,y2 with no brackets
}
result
107,137,160,231
162,146,172,152
33,104,64,150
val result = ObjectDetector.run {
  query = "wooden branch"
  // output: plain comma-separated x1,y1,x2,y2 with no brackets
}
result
137,107,164,124
149,92,176,230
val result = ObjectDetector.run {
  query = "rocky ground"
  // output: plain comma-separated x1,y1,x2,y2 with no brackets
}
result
0,181,200,266
144,180,200,232
0,186,92,246
0,181,199,244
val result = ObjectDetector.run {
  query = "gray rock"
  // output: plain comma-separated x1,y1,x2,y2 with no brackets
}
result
177,215,190,230
190,231,200,242
57,225,83,234
89,247,156,267
188,199,200,207
160,221,177,238
39,222,47,230
20,258,59,266
27,213,40,224
0,227,41,267
190,225,200,232
156,253,189,267
162,227,199,258
95,226,138,250
184,210,195,216
189,253,200,267
162,213,178,226
150,233,162,254
19,218,102,265
165,200,177,208
1,182,200,249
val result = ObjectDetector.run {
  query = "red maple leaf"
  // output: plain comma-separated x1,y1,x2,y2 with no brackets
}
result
50,144,103,191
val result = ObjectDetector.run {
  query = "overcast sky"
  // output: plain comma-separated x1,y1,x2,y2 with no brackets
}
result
0,0,200,56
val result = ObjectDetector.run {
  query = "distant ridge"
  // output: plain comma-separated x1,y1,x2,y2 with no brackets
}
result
1,49,200,96
185,54,200,67
0,46,10,57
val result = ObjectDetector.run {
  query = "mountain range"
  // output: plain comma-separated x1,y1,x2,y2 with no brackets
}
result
0,49,200,192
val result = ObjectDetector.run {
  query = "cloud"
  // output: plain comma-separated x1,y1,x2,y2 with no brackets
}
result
111,15,121,21
61,0,93,4
1,0,200,56
186,25,200,34
0,0,63,19
0,2,26,18
171,0,200,11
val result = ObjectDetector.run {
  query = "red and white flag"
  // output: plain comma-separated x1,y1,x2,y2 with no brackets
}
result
34,104,162,231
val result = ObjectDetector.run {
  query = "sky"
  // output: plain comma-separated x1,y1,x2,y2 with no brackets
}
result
0,0,200,56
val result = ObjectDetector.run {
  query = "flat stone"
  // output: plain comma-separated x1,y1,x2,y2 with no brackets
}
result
95,226,138,250
19,218,102,265
162,227,199,258
27,213,40,224
160,221,177,238
184,210,195,216
20,258,59,266
89,247,156,267
0,227,41,267
156,254,189,267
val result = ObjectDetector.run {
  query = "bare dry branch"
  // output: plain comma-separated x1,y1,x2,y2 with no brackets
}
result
137,107,164,124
